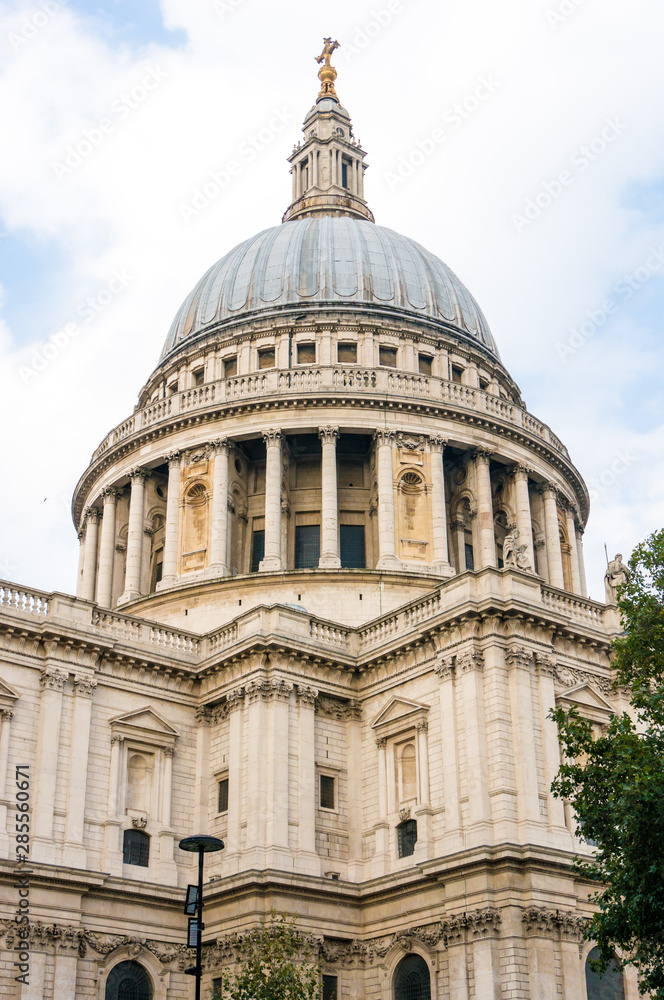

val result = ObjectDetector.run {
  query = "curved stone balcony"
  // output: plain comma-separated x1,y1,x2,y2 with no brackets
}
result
89,366,570,469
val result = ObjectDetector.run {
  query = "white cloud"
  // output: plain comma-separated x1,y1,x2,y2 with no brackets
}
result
0,0,662,603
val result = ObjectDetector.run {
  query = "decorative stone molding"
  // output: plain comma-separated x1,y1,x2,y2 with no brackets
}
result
375,737,388,748
0,920,190,964
472,448,492,463
457,650,485,673
399,806,411,822
396,432,425,452
84,506,102,523
210,438,230,455
73,675,97,697
535,653,557,677
163,746,175,757
110,732,124,744
373,429,395,447
40,667,68,690
554,663,612,695
510,464,534,481
100,487,121,501
262,428,282,445
428,434,447,453
245,678,293,702
416,721,429,733
128,467,149,482
318,426,339,444
505,644,534,670
131,815,148,829
226,687,246,710
297,685,319,707
195,703,230,726
165,450,181,466
315,694,361,719
435,658,455,680
521,907,585,941
0,709,14,722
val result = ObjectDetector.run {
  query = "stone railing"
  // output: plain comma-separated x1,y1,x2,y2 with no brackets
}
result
0,584,50,617
90,366,570,463
91,610,200,656
540,586,606,626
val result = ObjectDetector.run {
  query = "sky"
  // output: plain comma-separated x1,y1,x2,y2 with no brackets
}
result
0,0,662,604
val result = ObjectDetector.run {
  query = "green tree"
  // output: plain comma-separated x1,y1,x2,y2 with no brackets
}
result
551,529,664,997
212,913,322,1000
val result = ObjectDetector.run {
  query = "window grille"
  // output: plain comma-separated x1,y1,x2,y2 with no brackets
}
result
320,774,335,810
295,525,320,569
585,947,625,1000
123,829,150,867
340,525,365,568
251,530,265,572
322,975,338,1000
396,819,417,858
105,961,153,1000
218,777,229,813
393,955,431,1000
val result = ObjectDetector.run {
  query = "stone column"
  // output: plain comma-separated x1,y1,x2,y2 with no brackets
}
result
227,689,244,866
319,426,341,567
260,429,283,571
297,686,319,874
80,508,101,602
536,655,567,831
512,465,535,570
473,450,496,568
194,708,212,837
452,516,467,572
63,675,96,867
373,737,390,875
158,745,177,883
76,529,86,598
374,430,399,570
0,709,14,854
458,650,491,835
96,489,118,607
541,485,564,589
505,645,540,827
159,451,181,586
575,526,588,597
430,435,452,574
560,933,585,997
53,954,78,1000
119,467,148,603
436,661,461,847
245,680,269,863
209,439,230,575
414,720,433,860
32,665,68,863
565,507,582,594
103,733,124,875
266,680,292,868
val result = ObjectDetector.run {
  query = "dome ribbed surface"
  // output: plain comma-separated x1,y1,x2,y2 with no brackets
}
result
161,218,498,359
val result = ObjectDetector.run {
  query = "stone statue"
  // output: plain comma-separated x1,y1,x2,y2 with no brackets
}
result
503,527,532,572
316,38,339,66
604,553,631,604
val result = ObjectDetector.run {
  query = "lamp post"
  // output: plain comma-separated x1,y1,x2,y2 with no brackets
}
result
179,834,225,1000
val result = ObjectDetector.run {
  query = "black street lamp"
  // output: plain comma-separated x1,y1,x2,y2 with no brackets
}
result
179,834,225,1000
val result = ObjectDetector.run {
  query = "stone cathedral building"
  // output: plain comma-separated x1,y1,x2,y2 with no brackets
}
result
0,47,635,1000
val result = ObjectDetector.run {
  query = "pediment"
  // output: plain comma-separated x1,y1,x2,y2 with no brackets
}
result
0,676,20,709
110,707,180,742
371,697,429,733
556,683,614,722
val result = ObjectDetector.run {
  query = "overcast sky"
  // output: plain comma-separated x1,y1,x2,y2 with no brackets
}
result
0,0,662,604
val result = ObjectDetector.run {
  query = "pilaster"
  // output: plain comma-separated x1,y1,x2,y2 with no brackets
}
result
319,426,341,568
62,674,97,868
374,430,400,570
32,665,68,863
260,429,283,571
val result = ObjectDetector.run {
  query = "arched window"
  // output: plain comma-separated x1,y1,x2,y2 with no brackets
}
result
105,960,153,1000
397,818,417,859
585,947,624,1000
394,954,431,1000
123,829,150,867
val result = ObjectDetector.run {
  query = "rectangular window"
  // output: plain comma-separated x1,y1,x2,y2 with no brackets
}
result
217,777,229,813
418,354,433,376
169,380,178,394
258,347,276,369
464,541,475,571
295,524,320,569
479,377,489,391
337,341,357,363
319,774,336,810
297,342,316,365
212,977,222,998
123,829,150,867
251,530,265,572
155,559,163,584
224,356,238,378
193,367,205,386
322,975,338,1000
397,819,417,858
451,365,464,384
340,524,365,569
341,160,349,189
379,346,397,367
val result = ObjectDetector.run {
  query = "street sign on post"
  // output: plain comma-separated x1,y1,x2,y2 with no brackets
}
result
184,884,198,916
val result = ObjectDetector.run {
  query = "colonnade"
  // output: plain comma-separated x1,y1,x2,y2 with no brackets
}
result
76,429,588,608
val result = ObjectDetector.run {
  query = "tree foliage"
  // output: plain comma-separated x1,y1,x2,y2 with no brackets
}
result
551,529,664,997
212,913,322,1000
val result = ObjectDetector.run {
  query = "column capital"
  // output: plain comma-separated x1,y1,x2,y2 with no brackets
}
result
318,425,339,445
428,434,447,453
128,466,149,482
472,448,492,464
375,737,388,748
165,450,181,467
40,667,68,690
163,745,176,757
510,464,534,482
297,685,318,706
505,644,534,670
84,506,102,524
73,675,97,698
0,709,14,721
457,650,485,673
435,658,455,680
537,482,558,499
535,653,557,676
100,488,120,504
210,438,230,455
373,429,395,447
262,428,282,445
110,732,124,744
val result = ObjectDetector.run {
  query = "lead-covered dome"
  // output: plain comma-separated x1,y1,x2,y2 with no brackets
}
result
161,218,498,361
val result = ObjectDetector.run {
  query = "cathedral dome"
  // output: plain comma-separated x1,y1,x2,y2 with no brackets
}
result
160,217,498,361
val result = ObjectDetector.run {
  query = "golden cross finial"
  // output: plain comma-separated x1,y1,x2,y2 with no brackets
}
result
315,37,340,100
